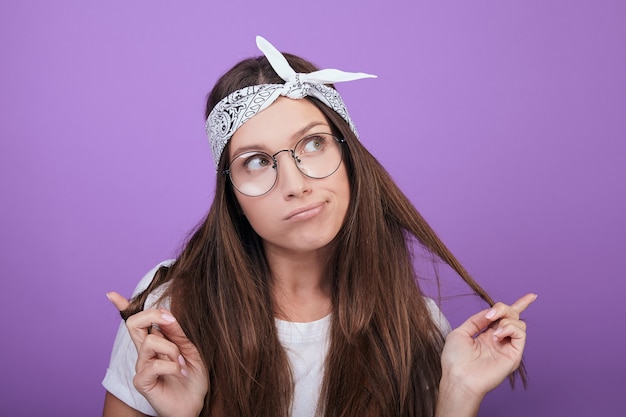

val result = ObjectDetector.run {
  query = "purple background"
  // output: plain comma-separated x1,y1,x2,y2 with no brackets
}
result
1,1,624,416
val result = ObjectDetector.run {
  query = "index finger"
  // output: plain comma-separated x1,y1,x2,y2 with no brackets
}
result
510,293,538,315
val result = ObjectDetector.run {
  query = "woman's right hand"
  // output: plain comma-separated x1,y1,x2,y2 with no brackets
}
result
107,292,208,417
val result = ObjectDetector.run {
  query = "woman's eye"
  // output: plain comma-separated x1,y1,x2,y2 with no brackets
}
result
301,136,325,153
243,154,272,170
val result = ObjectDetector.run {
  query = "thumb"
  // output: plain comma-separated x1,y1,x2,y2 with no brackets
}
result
455,308,494,337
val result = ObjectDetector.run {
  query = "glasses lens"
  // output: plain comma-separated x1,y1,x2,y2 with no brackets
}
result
294,134,343,179
228,151,277,197
227,134,343,197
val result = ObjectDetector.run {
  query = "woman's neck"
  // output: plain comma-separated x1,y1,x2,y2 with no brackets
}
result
264,245,333,322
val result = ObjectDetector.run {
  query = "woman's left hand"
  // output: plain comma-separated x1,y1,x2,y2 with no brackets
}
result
440,293,537,401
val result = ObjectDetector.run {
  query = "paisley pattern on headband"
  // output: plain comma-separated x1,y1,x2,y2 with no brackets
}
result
206,82,359,168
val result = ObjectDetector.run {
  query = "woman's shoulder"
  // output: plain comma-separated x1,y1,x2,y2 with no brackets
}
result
132,259,176,309
423,297,452,336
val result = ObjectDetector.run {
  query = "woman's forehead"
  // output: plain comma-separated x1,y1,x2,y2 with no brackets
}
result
229,98,330,154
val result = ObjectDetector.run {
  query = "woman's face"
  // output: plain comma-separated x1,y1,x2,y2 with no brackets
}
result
228,97,350,258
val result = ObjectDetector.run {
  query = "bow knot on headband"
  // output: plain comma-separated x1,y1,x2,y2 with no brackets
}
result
206,36,377,168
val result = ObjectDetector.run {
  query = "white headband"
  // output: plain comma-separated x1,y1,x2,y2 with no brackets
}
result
206,36,377,168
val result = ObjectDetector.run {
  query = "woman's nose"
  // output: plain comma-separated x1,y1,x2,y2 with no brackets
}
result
274,151,311,198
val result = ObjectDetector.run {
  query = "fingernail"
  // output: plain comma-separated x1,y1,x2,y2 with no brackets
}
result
162,313,176,323
532,294,539,302
493,328,503,341
181,368,188,377
178,354,185,367
106,292,113,302
485,308,497,319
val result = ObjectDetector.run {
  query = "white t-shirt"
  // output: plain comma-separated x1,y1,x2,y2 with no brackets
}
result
102,261,451,416
103,260,174,415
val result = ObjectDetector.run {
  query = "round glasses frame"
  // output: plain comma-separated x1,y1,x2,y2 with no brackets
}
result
224,133,346,197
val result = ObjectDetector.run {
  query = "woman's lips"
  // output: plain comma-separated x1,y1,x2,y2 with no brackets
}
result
284,202,325,221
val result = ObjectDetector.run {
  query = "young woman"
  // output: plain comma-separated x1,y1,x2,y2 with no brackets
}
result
102,36,536,417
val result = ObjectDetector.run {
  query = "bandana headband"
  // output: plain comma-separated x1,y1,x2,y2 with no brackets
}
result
206,36,377,168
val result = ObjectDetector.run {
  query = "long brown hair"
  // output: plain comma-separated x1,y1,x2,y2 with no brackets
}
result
125,51,517,416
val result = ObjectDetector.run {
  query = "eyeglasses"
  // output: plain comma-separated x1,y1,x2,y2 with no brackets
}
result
225,133,345,197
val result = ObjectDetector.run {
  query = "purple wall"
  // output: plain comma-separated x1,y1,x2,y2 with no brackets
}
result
1,1,624,416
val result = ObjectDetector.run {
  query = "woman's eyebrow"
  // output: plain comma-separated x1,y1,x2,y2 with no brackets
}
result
290,121,329,141
230,144,267,156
